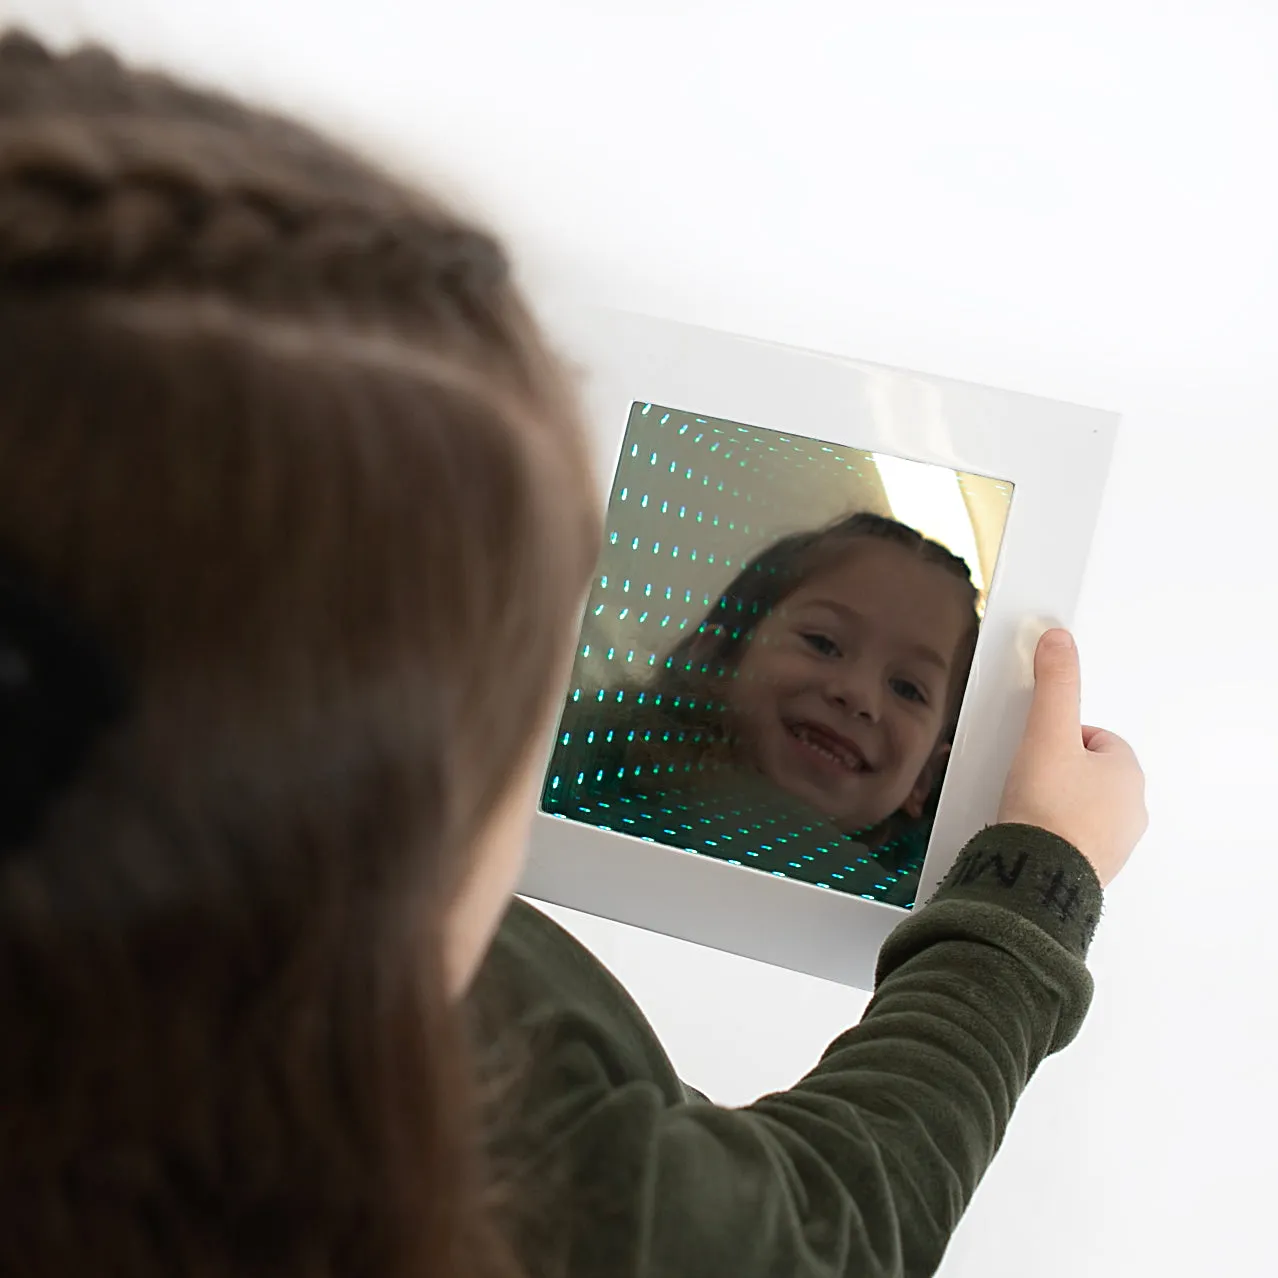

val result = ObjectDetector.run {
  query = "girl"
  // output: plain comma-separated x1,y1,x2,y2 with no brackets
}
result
0,30,1146,1278
0,29,598,1278
544,513,979,906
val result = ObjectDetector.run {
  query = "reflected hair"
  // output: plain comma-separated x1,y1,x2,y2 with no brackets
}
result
0,30,597,1278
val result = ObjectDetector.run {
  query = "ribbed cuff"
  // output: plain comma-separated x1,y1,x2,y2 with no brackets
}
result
927,823,1104,960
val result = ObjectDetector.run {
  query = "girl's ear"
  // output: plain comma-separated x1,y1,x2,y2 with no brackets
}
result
902,741,951,819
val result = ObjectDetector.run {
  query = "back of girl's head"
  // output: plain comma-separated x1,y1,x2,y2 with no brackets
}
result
0,30,597,1278
664,511,981,730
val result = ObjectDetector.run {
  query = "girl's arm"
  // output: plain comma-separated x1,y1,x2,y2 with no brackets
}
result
655,825,1096,1276
502,824,1096,1278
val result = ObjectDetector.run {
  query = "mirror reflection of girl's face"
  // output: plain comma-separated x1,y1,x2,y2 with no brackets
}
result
728,541,973,833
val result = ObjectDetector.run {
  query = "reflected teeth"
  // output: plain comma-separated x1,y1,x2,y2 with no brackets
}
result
791,725,862,772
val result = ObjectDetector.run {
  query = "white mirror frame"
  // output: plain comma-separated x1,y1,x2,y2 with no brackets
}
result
520,304,1118,990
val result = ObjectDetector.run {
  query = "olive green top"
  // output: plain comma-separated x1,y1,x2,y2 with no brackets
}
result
470,823,1101,1278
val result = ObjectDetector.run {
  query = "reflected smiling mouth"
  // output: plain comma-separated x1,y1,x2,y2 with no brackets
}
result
785,721,871,774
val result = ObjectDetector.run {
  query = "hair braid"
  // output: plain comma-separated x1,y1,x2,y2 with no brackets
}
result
0,30,507,319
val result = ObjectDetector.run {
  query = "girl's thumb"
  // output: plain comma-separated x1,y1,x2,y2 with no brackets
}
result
1025,629,1081,744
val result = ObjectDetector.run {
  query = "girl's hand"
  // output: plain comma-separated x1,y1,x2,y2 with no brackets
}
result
997,629,1147,887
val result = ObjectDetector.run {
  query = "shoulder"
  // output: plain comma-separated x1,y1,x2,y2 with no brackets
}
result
469,897,687,1104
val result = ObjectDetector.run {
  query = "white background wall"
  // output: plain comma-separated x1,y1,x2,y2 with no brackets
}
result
8,1,1277,1273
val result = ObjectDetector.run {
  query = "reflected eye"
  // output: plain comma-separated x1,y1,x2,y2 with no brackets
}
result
801,632,840,658
890,677,927,705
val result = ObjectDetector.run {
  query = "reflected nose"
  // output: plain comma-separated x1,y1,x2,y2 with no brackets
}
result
825,660,882,722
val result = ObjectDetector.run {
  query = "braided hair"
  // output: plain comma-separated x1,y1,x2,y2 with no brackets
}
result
0,31,507,311
0,29,597,1278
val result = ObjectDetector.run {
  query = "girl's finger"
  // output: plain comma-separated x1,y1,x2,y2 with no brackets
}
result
1024,630,1081,747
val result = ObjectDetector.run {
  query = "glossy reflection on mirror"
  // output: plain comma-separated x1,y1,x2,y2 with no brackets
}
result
542,402,1013,909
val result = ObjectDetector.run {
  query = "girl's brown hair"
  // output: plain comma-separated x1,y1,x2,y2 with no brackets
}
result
0,29,598,1278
